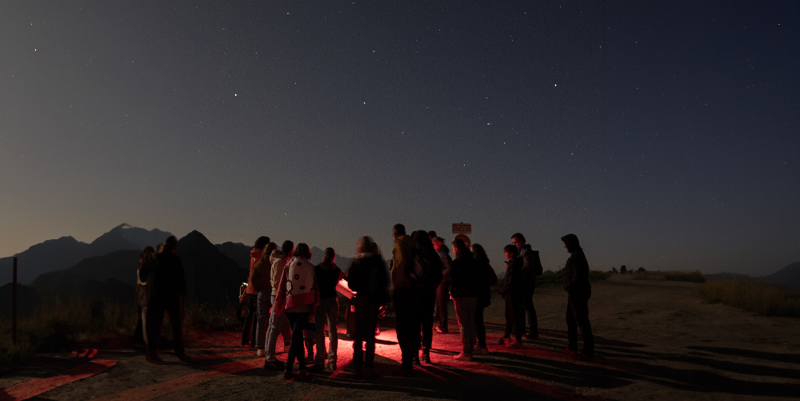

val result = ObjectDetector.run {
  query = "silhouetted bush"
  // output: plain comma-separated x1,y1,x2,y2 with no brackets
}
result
697,280,800,317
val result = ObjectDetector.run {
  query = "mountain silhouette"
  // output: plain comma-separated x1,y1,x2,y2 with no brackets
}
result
31,249,141,301
0,224,172,286
215,242,251,271
178,231,248,307
760,262,800,290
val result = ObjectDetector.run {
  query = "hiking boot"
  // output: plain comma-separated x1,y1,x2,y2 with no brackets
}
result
453,353,472,361
473,347,489,355
506,340,522,349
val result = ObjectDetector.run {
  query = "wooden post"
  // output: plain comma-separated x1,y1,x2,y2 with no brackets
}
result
12,257,17,345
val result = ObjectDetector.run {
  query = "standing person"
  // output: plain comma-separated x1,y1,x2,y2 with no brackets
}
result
312,247,343,371
243,236,270,348
415,231,443,364
561,234,594,360
264,240,294,369
471,244,497,355
430,235,452,334
497,245,525,348
145,236,191,363
390,223,420,376
449,238,480,361
347,236,389,380
273,243,319,380
252,242,278,356
512,233,542,339
135,246,156,347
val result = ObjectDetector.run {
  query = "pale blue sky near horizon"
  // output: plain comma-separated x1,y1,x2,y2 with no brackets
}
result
1,1,798,276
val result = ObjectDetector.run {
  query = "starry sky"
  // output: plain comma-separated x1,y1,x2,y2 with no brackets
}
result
1,1,798,276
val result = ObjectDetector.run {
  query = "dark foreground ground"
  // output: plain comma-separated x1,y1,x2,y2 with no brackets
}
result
2,275,799,401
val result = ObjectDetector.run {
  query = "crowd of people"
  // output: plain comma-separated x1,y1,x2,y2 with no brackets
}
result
135,225,595,380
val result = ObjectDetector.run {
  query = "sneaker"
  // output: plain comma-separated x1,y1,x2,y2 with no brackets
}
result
435,327,448,334
506,340,522,349
412,356,421,366
473,347,489,355
296,369,309,380
283,370,295,380
255,349,264,357
453,353,472,361
496,337,507,345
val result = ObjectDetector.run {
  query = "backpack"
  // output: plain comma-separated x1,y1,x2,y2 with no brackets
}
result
409,246,443,289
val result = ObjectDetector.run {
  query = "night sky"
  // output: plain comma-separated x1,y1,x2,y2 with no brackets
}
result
2,1,798,275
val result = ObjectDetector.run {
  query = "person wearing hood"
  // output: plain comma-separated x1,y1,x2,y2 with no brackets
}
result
243,236,270,348
273,243,320,380
311,247,344,371
252,241,278,355
264,240,294,368
390,223,420,376
347,236,389,380
512,233,542,339
561,233,594,360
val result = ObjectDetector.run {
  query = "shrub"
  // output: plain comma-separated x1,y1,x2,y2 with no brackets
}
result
697,280,800,317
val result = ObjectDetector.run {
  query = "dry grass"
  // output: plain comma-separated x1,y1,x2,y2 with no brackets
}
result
697,280,800,317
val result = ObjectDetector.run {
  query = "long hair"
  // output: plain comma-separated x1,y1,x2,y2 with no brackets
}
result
139,246,155,269
257,242,278,270
293,243,312,259
471,243,489,265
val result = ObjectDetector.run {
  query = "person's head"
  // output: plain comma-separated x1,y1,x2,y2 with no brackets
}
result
293,243,311,259
503,244,518,261
451,238,469,257
433,237,447,253
357,236,377,254
323,247,336,263
139,246,156,267
253,236,270,250
471,243,488,263
392,223,406,239
511,233,526,249
163,236,178,254
263,242,278,258
561,234,581,253
427,230,437,240
281,240,294,255
414,231,435,251
156,242,165,254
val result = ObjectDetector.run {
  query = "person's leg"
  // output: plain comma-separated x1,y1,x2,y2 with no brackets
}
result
565,298,578,352
285,312,307,372
475,305,487,348
249,294,259,346
393,288,414,368
352,299,368,372
453,297,468,354
141,303,149,348
435,281,449,331
255,292,268,348
242,294,257,346
503,297,513,338
166,297,185,357
464,298,477,354
145,299,165,361
570,296,594,356
265,295,283,361
364,305,379,370
281,315,292,347
314,300,327,367
512,297,525,344
326,298,339,363
420,289,435,350
526,281,539,336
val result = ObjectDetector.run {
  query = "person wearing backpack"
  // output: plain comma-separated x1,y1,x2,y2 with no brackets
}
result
390,223,420,377
347,236,389,380
512,233,542,339
414,231,443,364
470,244,497,355
449,238,480,361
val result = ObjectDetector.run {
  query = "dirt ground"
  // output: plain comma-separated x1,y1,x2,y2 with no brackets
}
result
2,274,799,400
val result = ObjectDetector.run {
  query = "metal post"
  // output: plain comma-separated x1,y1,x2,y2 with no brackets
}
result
12,257,17,345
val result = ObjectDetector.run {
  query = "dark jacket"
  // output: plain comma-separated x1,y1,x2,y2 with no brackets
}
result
449,251,480,298
476,257,498,308
315,261,343,300
519,245,542,287
561,234,591,298
151,252,186,300
348,253,389,306
391,235,416,289
498,256,524,299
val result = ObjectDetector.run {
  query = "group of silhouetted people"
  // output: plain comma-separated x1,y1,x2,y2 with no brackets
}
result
137,225,595,377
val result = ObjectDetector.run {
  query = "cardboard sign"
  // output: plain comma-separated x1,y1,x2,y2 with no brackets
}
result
452,223,472,234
